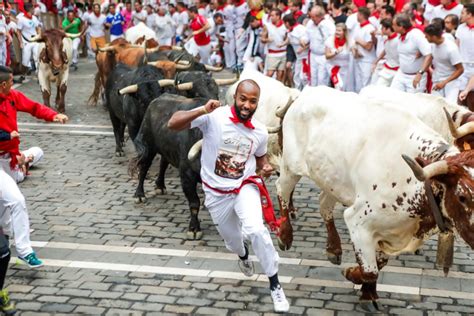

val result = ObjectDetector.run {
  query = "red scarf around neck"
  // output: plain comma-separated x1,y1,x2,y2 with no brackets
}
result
443,1,458,10
293,10,303,21
428,0,440,5
289,23,299,32
229,106,255,129
235,0,245,7
359,20,370,28
400,26,414,41
273,20,283,27
334,36,346,48
371,10,380,19
387,32,398,40
468,23,474,30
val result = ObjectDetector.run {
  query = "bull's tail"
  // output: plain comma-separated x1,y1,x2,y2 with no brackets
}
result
87,72,102,106
128,131,148,179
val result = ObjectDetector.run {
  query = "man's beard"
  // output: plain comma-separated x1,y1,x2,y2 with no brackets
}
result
234,102,255,121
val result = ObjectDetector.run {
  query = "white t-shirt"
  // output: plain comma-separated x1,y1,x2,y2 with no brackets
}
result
191,106,268,191
176,10,189,36
352,22,376,62
132,10,148,26
431,3,463,21
288,24,309,60
384,35,400,68
324,35,350,68
397,28,432,74
455,23,474,64
156,14,175,42
0,18,7,44
431,39,462,82
17,15,41,41
266,22,287,57
86,14,106,37
306,18,335,55
146,12,157,30
233,2,248,30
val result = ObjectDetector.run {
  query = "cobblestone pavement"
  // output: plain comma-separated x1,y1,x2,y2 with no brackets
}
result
7,59,474,315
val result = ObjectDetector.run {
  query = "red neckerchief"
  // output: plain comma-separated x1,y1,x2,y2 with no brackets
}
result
443,1,458,10
250,9,260,16
387,32,398,40
293,10,303,21
198,4,206,8
371,10,380,19
282,6,288,12
217,4,227,11
235,0,245,7
24,13,33,19
428,0,440,5
359,20,370,28
468,24,474,30
289,23,299,32
229,106,255,129
272,20,283,27
334,36,346,48
400,26,414,42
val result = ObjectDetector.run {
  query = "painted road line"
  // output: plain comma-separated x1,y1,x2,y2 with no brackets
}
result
18,123,112,129
10,256,470,300
29,241,474,281
19,128,114,136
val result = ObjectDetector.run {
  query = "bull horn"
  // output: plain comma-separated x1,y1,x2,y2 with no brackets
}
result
455,122,474,139
215,76,239,86
176,63,192,70
176,82,193,90
443,107,460,138
267,125,281,133
65,32,81,38
157,79,175,87
129,44,144,48
98,46,116,52
188,140,203,161
27,34,42,42
146,47,160,53
119,84,138,94
275,96,294,118
147,61,159,66
172,46,183,51
402,155,449,181
204,64,223,72
177,60,190,65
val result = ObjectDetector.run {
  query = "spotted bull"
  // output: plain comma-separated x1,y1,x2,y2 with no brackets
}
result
276,86,474,312
31,29,79,113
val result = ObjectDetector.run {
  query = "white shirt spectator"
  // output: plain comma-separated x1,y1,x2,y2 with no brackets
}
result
431,3,463,21
306,17,335,55
132,10,148,26
384,34,400,68
86,13,106,38
288,24,308,60
345,13,358,40
397,28,432,74
352,21,376,62
155,14,176,45
176,10,189,36
455,23,474,63
146,12,158,30
233,0,248,30
266,22,287,57
17,15,41,41
431,38,462,82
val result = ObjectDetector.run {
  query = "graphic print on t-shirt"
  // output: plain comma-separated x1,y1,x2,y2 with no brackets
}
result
215,130,253,179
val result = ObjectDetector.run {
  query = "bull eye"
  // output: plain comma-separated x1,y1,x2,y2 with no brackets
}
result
459,195,467,204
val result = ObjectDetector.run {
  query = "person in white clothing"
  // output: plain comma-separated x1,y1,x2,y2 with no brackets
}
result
391,14,432,93
370,4,395,84
176,2,190,45
325,23,351,90
283,14,309,90
459,74,474,101
425,23,464,102
155,7,176,46
167,79,290,313
242,16,264,72
432,0,463,21
132,1,148,26
233,0,249,69
84,4,107,52
372,18,399,86
216,0,236,69
261,8,287,82
0,14,7,67
145,5,158,31
16,3,41,74
306,5,335,86
456,4,474,92
351,7,376,92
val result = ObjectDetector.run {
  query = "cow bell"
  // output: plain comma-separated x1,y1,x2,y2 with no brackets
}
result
436,231,454,277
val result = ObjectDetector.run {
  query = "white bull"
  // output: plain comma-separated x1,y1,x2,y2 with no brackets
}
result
125,22,157,44
276,86,474,312
360,85,474,150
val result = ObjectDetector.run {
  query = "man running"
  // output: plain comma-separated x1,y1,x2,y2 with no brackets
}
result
167,79,290,313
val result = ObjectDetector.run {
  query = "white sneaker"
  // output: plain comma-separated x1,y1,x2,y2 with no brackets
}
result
271,285,290,313
238,258,254,277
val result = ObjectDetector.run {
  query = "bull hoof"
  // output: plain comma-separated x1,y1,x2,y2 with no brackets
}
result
414,249,424,255
134,196,147,204
358,300,385,314
186,231,203,240
327,251,342,265
277,237,291,251
155,187,167,195
115,151,124,157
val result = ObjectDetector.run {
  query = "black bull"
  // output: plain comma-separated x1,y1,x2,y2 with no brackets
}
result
131,94,207,240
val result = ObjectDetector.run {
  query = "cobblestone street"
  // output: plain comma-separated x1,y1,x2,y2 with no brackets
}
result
7,59,474,315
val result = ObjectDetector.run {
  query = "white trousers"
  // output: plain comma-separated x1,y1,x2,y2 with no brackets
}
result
459,63,474,91
294,58,309,90
235,29,247,66
204,184,279,277
22,41,39,69
310,53,329,86
71,37,81,64
223,36,237,69
158,36,173,46
370,61,383,85
432,79,460,103
0,169,33,257
354,59,373,93
0,147,44,184
197,43,212,65
391,71,427,93
376,67,398,87
110,34,124,42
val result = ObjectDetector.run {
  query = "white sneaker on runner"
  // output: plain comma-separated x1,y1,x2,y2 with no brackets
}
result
271,285,290,313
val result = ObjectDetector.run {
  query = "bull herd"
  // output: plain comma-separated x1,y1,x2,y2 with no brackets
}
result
38,31,474,311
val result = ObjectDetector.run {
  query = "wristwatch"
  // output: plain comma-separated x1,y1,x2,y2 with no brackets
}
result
417,70,424,75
